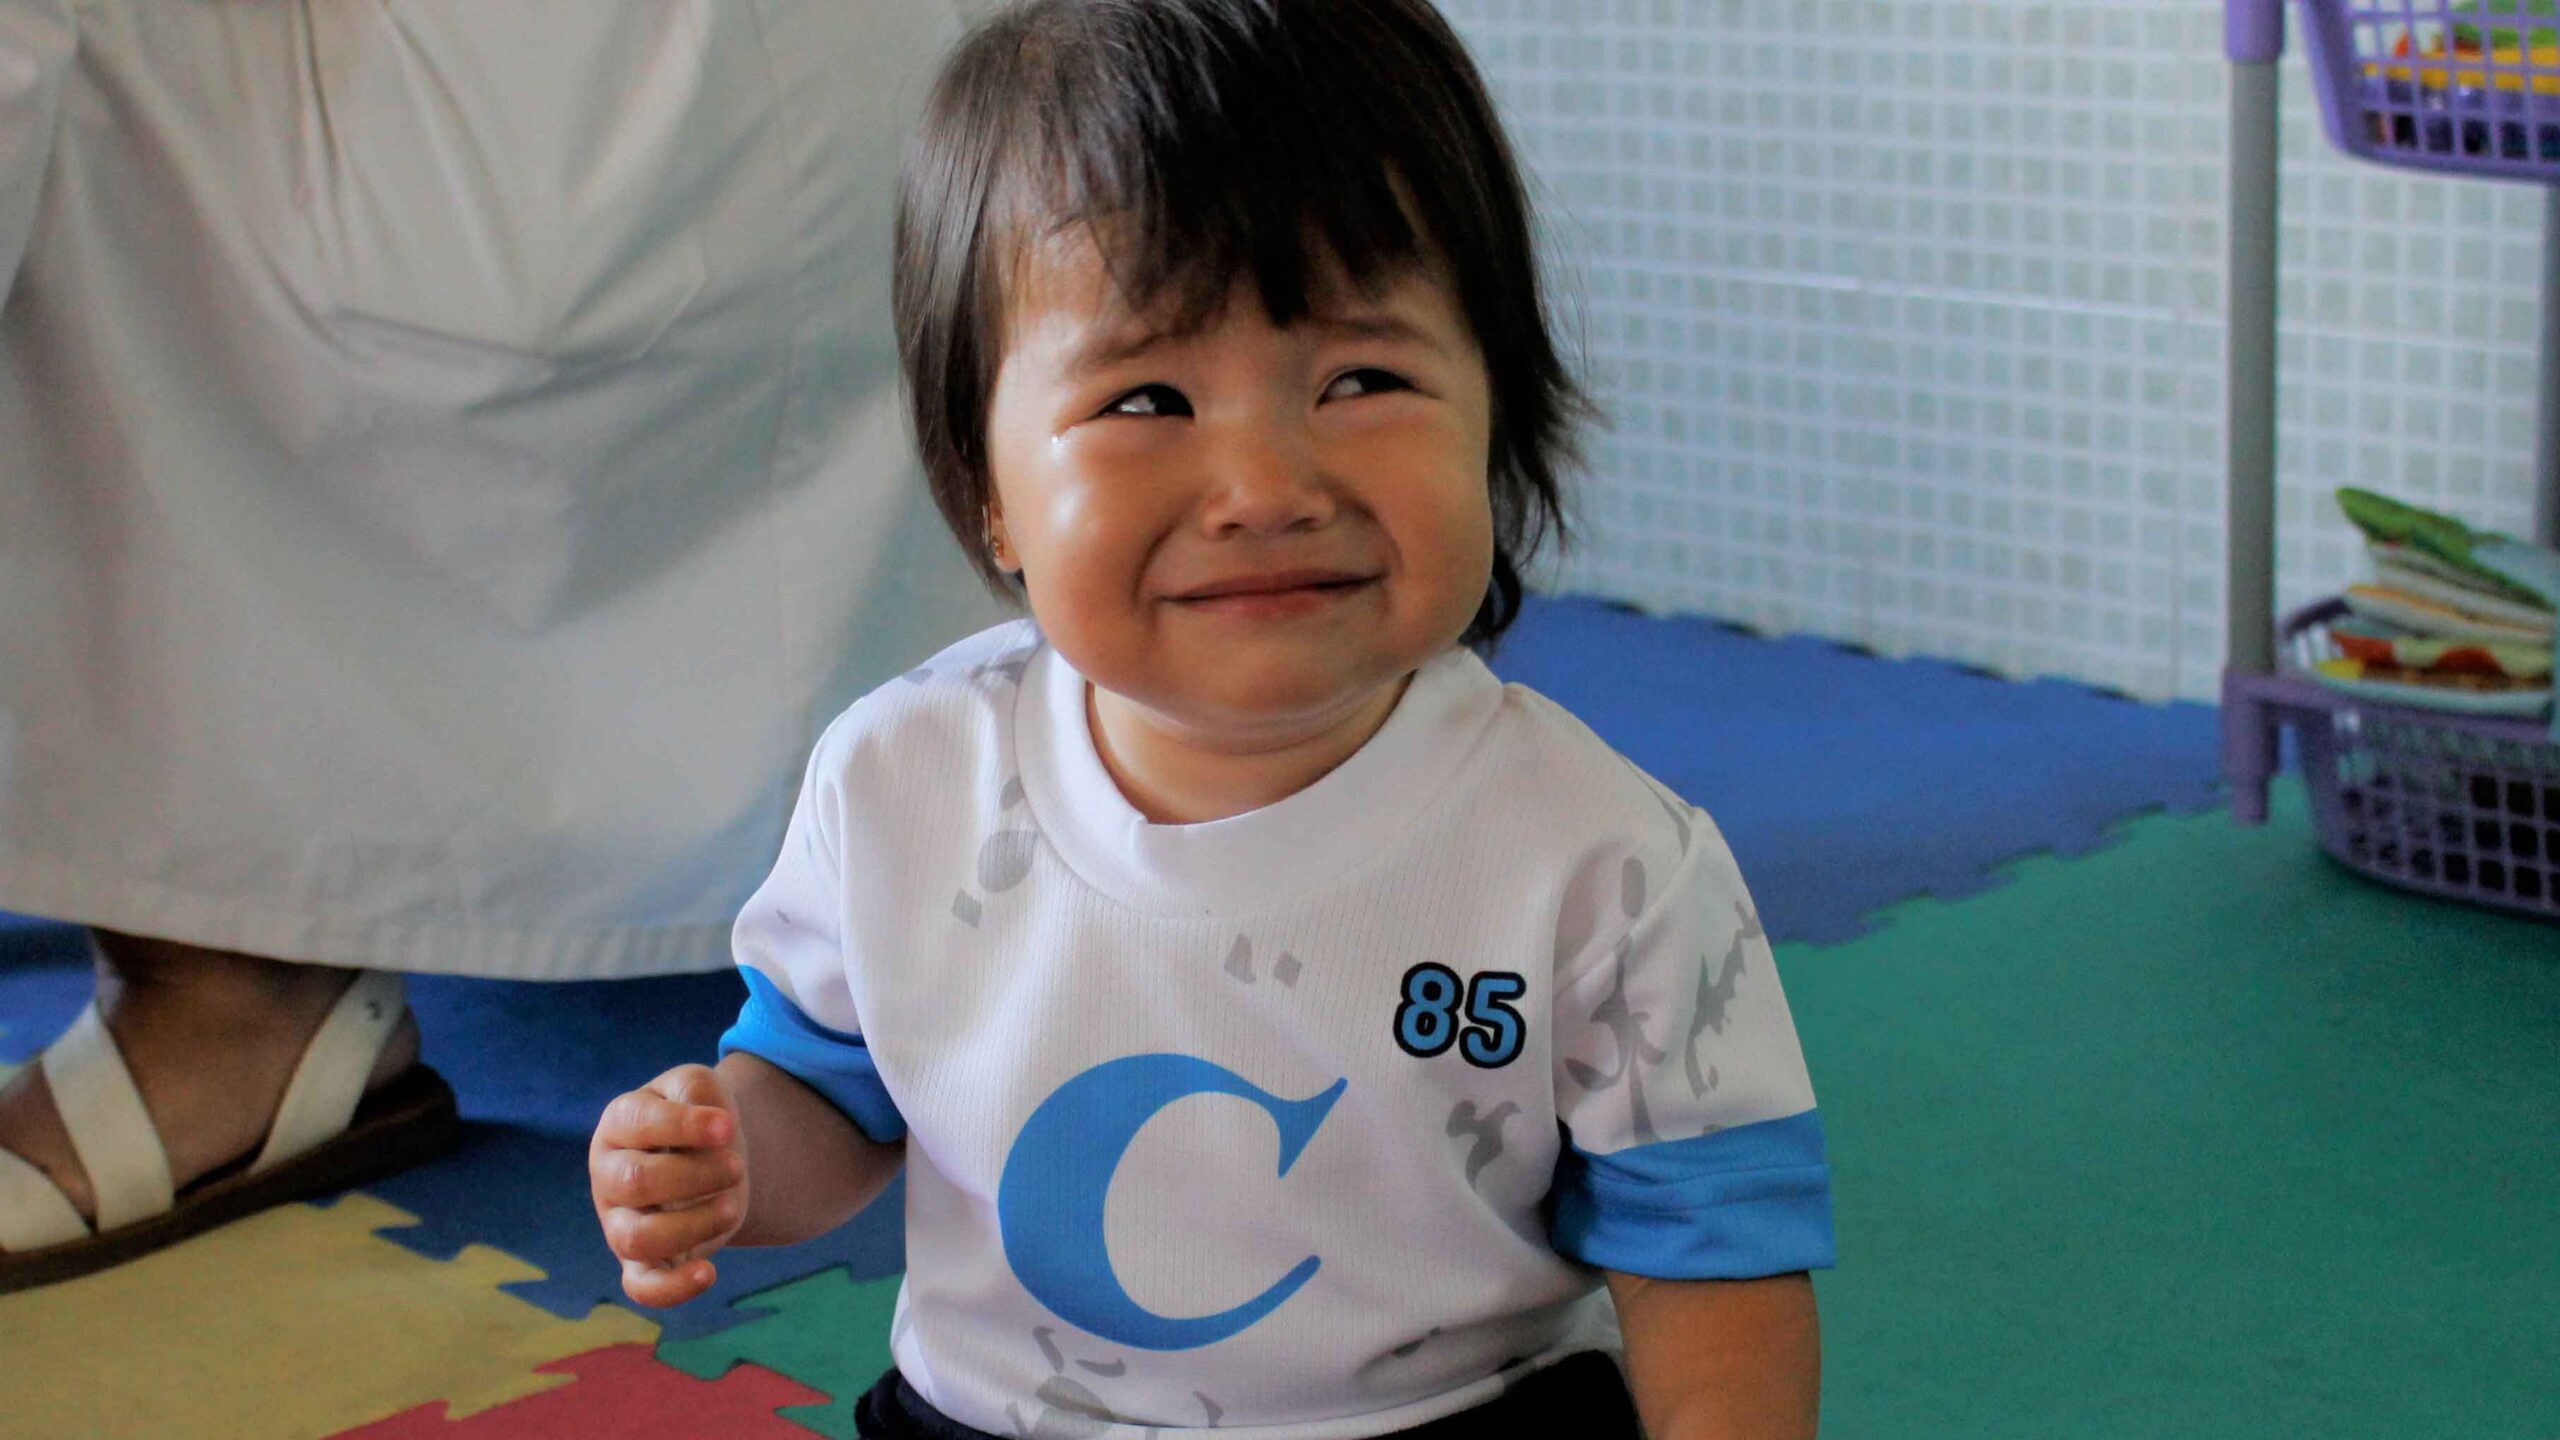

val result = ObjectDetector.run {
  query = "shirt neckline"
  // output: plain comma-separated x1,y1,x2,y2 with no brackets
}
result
1012,639,1504,918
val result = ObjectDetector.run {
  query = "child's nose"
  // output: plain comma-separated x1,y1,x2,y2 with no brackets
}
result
1195,419,1335,537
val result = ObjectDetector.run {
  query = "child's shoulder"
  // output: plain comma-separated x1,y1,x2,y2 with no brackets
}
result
1474,676,1757,973
806,618,1042,777
1472,673,1710,867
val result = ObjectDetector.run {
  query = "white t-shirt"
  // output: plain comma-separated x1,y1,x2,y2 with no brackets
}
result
724,621,1833,1439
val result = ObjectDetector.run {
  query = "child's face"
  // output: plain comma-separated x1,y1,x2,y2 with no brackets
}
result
983,232,1494,747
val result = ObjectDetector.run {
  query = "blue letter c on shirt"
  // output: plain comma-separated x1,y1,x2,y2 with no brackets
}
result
997,1053,1348,1352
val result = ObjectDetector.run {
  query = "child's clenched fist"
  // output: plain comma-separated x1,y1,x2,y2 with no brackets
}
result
589,1063,749,1307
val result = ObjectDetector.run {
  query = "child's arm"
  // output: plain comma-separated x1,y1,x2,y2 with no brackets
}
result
590,1054,903,1307
1606,1270,1820,1440
716,1050,904,1245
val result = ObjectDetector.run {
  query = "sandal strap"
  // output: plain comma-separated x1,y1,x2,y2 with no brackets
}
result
251,968,406,1176
0,1144,92,1251
40,1003,176,1232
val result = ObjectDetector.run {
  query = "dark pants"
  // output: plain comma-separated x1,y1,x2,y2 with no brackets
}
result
852,1350,1640,1438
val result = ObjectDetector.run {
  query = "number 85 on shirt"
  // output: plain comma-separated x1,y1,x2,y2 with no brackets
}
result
1393,963,1527,1069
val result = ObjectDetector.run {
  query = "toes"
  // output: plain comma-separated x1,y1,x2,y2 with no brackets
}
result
0,1067,95,1223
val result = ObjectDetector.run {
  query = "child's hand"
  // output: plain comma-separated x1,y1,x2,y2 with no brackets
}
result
589,1062,749,1308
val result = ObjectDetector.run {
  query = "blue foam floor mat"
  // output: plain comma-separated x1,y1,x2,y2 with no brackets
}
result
1484,595,2223,944
1,592,2225,1332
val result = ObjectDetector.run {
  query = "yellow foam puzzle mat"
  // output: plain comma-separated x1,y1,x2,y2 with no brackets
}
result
0,1193,655,1438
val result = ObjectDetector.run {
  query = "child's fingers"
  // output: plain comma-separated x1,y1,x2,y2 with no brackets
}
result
590,1064,745,1309
593,1087,733,1153
621,1254,717,1309
600,1192,743,1267
591,1144,745,1212
647,1063,735,1120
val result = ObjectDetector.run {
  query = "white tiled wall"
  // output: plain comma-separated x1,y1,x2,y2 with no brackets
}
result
1444,0,2548,700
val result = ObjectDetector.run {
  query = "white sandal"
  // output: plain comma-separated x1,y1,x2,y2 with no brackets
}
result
0,967,457,1292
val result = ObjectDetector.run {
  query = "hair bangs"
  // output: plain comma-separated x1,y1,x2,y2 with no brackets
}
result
990,2,1440,336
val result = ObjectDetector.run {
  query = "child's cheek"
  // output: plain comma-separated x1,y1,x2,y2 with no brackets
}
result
1043,466,1145,567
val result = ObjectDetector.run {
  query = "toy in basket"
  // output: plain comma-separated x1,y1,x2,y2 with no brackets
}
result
2310,489,2558,722
2300,1,2560,176
2375,0,2560,98
2261,636,2560,916
2230,493,2560,922
2224,1,2560,923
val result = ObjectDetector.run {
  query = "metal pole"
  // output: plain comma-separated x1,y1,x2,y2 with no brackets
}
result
2536,185,2560,548
2227,58,2283,675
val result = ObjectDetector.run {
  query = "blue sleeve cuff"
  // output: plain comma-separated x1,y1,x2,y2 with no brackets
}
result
718,967,907,1144
1550,1110,1836,1279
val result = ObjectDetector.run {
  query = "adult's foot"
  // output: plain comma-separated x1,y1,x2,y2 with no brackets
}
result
0,930,421,1226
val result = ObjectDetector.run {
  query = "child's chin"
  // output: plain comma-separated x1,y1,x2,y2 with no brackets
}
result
1199,663,1407,729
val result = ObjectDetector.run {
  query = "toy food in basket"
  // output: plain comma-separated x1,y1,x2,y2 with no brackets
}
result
2379,42,2560,99
2358,2,2560,160
2307,488,2559,719
2327,617,2550,676
2376,6,2560,98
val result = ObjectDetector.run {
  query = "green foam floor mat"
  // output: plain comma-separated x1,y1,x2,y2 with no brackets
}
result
1780,780,2557,1437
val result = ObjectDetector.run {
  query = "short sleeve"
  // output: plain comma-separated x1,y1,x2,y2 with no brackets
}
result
717,726,906,1144
0,0,74,306
1548,812,1834,1280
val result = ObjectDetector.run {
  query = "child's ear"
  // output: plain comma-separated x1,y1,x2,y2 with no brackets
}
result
985,503,1021,574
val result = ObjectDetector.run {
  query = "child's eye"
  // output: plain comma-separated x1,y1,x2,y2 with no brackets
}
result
1102,385,1193,419
1322,368,1414,402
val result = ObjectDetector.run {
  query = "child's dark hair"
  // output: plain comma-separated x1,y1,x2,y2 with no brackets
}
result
892,0,1590,649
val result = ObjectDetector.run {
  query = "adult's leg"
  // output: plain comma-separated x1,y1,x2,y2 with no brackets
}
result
0,930,420,1221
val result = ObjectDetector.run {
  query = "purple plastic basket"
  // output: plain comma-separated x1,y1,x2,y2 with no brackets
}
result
2224,599,2560,921
2283,1,2560,180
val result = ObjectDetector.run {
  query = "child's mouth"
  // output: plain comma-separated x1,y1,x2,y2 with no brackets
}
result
1170,572,1377,617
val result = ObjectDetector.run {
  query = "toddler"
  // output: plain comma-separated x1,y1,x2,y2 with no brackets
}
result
590,1,1834,1435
